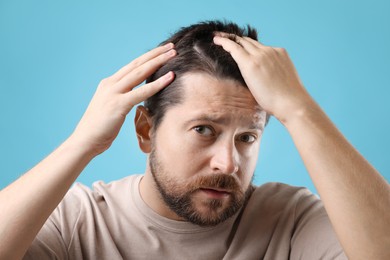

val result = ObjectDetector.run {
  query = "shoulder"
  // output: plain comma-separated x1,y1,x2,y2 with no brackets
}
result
249,182,318,211
64,174,141,206
49,174,142,233
252,182,314,197
240,182,325,235
232,183,345,258
71,174,141,195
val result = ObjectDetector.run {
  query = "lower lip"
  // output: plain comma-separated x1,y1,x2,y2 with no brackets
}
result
199,188,230,199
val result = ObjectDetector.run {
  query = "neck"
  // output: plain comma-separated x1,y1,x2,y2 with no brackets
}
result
139,165,184,221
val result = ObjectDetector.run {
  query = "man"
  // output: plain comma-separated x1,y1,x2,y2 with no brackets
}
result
0,21,389,259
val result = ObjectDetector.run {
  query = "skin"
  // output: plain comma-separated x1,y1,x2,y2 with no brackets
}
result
136,73,266,224
0,32,389,259
213,33,390,259
0,43,177,260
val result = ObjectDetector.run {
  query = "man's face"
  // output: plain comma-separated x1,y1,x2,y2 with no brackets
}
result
148,73,266,226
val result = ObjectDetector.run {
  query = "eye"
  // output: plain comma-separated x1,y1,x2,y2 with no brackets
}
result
238,134,257,143
193,125,214,136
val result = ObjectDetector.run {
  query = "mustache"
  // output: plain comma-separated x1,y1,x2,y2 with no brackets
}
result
185,174,241,193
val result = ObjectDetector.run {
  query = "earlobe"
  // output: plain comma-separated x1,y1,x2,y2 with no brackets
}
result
135,106,153,153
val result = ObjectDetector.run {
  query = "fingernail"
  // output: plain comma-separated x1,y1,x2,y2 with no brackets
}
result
165,71,174,80
164,42,174,50
166,49,176,57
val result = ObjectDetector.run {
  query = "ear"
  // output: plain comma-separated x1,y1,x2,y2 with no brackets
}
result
134,106,153,153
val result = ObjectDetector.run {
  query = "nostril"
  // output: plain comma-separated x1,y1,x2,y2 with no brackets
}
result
210,160,238,175
209,142,239,174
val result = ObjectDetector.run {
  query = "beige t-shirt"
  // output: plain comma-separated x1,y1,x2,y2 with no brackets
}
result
24,175,346,259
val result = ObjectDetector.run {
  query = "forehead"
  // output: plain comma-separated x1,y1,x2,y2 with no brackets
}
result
168,73,266,128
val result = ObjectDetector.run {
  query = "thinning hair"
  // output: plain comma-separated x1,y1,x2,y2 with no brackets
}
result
144,20,269,129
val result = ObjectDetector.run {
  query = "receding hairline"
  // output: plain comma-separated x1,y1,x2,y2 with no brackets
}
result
162,71,267,126
143,20,269,130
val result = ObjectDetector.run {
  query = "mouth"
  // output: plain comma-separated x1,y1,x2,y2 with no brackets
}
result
198,188,231,199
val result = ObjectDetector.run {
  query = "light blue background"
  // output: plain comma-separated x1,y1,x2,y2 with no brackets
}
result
1,0,389,194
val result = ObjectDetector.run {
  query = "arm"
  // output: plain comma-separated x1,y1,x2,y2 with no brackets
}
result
0,43,176,260
214,34,390,259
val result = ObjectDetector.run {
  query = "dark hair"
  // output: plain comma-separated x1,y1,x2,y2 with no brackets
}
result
144,20,269,129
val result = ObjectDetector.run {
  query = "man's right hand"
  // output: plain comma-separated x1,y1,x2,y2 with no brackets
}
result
71,43,176,155
0,43,176,260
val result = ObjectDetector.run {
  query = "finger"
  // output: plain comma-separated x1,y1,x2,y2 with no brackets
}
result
111,43,175,82
114,48,176,92
242,37,285,57
213,35,251,63
233,36,261,54
273,47,290,59
214,32,259,53
242,36,264,47
124,71,175,107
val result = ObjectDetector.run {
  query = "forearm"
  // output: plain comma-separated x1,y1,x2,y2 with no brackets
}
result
0,136,97,260
284,100,390,259
213,33,390,259
0,43,176,260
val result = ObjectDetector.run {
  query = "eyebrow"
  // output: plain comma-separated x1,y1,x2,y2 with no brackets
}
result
184,114,264,131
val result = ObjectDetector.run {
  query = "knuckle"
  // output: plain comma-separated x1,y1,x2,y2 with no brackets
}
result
132,85,149,100
262,46,273,53
232,43,242,51
99,77,111,87
248,59,260,70
254,51,266,62
130,58,141,68
277,47,287,54
120,94,135,108
137,86,149,96
132,67,144,78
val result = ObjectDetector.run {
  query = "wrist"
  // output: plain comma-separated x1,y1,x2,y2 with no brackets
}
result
64,134,104,160
276,96,322,129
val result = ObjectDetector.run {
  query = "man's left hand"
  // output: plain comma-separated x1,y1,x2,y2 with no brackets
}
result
213,34,313,124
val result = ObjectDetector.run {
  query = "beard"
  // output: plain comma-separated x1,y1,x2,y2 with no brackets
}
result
149,148,254,227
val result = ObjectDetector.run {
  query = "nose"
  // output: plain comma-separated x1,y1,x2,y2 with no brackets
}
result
210,141,239,175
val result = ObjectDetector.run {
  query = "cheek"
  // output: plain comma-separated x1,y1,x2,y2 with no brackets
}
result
240,159,256,181
156,132,181,162
238,144,260,182
155,128,204,178
239,139,260,158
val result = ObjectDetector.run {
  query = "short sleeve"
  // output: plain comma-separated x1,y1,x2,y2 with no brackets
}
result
290,190,347,260
23,216,68,260
23,183,85,260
